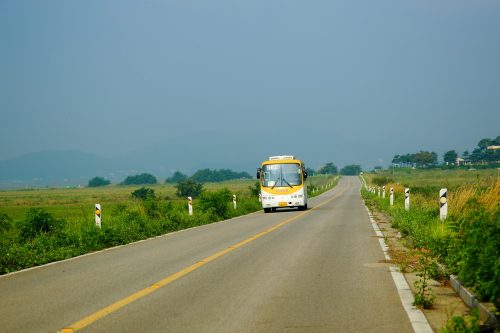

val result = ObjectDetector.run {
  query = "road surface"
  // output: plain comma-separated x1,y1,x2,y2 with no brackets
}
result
0,176,414,332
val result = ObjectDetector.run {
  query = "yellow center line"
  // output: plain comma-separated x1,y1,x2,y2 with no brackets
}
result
59,185,345,333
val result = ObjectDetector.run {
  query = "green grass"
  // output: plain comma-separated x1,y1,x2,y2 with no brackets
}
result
0,180,258,223
361,169,500,310
366,167,499,189
0,176,338,223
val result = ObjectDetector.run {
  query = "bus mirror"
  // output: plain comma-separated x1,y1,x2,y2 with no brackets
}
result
303,171,308,179
256,168,261,179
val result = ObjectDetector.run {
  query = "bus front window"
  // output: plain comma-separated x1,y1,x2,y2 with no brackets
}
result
262,163,302,187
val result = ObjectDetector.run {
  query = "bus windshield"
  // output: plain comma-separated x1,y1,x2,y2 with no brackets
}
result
262,163,302,187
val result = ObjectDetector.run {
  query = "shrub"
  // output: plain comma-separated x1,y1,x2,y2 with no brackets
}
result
0,212,13,233
198,189,232,219
131,187,156,200
175,180,203,198
19,208,64,239
455,207,500,306
249,181,260,197
440,310,480,333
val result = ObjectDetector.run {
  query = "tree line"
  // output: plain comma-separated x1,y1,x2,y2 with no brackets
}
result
392,135,499,168
88,161,368,189
87,169,252,188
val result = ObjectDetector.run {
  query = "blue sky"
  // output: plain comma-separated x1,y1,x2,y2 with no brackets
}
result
1,0,499,171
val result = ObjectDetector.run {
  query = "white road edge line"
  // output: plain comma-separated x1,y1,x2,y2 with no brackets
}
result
364,203,433,333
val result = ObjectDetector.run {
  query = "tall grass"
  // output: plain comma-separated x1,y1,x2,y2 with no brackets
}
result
362,172,499,309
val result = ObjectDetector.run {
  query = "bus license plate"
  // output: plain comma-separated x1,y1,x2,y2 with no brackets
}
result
279,202,287,207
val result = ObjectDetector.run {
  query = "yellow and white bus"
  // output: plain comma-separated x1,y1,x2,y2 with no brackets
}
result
257,155,308,213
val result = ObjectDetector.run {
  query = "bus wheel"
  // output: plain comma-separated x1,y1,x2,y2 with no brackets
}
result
264,208,272,213
298,205,306,211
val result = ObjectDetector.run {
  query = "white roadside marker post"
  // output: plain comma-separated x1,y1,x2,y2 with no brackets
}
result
188,196,193,216
258,193,262,202
95,204,101,228
382,186,386,199
233,194,237,209
390,187,394,206
378,187,381,198
405,188,410,211
439,188,448,221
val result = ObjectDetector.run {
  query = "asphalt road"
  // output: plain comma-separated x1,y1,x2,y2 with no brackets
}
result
0,176,414,333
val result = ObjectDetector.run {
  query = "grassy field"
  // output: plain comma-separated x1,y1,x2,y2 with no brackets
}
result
0,175,337,223
365,167,499,189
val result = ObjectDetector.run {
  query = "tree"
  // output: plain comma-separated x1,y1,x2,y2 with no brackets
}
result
413,151,438,167
175,180,204,198
190,169,252,183
443,150,458,165
317,162,338,175
477,138,493,149
392,155,401,165
121,173,157,185
87,176,111,187
131,187,156,200
340,165,362,175
165,171,188,184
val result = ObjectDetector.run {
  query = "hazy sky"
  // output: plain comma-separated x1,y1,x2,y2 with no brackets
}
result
1,0,499,170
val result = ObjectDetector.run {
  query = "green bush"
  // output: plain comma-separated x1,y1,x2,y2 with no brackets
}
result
440,310,480,333
454,208,500,306
19,208,65,239
249,181,260,197
131,187,156,200
0,212,13,233
198,189,232,219
175,180,203,198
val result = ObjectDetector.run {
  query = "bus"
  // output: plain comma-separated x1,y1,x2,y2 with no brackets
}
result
256,155,308,213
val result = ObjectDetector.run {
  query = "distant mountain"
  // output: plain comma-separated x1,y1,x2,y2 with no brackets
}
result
0,131,311,189
0,136,261,188
0,150,118,188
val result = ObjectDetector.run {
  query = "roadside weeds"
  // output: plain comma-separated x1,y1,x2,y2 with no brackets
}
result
370,209,474,332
